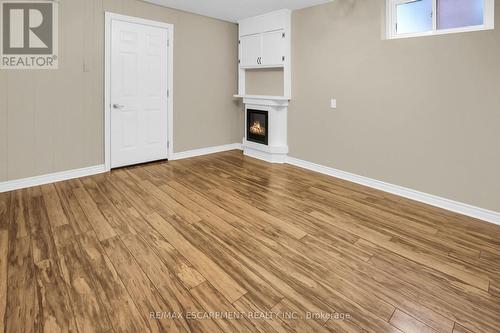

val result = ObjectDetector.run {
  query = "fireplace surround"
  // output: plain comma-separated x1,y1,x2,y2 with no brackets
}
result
242,96,289,163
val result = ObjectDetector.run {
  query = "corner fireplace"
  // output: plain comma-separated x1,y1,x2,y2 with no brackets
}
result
247,109,268,146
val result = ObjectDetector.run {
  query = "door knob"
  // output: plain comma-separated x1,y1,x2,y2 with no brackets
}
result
113,104,125,109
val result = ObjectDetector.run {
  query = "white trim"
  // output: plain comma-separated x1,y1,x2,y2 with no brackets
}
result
2,147,497,226
243,139,288,154
235,95,290,107
104,12,174,171
0,142,242,192
171,143,243,161
386,0,495,40
239,64,285,70
234,94,290,101
286,156,500,226
0,165,107,193
244,146,287,164
170,145,500,225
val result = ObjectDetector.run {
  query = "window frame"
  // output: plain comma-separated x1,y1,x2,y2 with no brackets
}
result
386,0,495,39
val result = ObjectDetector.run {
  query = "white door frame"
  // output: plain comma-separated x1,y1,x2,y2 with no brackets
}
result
104,12,174,171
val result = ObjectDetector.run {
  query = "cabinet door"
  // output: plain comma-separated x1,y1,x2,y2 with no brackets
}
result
240,34,261,67
261,30,285,66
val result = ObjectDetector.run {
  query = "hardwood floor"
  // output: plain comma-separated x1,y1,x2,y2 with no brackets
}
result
1,150,500,332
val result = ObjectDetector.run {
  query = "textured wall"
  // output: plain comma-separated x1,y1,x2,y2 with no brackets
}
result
0,0,242,181
289,0,500,211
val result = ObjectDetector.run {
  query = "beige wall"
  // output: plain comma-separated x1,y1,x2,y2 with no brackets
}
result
245,68,284,96
290,0,500,211
0,69,6,182
2,0,499,213
0,0,242,182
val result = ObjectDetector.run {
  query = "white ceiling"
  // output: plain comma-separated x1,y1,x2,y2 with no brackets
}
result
143,0,333,22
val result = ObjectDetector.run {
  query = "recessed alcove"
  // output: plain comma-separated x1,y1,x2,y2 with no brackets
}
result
245,68,284,96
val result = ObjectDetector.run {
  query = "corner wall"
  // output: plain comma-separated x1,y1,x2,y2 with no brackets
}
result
0,0,242,182
289,0,500,211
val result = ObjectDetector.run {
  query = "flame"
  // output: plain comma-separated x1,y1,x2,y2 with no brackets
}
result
250,121,266,136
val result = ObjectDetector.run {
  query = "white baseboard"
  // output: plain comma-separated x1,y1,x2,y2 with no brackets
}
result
0,142,244,193
2,146,498,227
286,156,500,226
243,147,287,164
0,165,107,193
172,145,500,225
171,143,242,161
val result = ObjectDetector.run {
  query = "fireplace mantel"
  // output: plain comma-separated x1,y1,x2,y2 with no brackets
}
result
234,94,290,100
234,95,290,107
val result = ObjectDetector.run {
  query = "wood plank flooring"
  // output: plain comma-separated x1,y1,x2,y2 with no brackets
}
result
1,150,500,333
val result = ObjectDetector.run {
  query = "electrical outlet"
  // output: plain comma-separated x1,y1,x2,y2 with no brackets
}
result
330,99,337,109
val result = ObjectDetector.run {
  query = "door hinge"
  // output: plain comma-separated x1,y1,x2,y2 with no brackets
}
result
167,141,170,149
238,40,241,44
282,32,285,38
238,59,241,64
282,56,285,62
167,89,170,98
167,39,170,47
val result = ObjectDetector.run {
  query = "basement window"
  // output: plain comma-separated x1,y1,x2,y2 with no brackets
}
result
386,0,495,39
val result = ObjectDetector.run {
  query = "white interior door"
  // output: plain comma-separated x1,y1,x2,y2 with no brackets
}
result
111,20,168,168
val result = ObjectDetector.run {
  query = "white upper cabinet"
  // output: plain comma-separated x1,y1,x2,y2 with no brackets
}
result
261,30,285,66
240,34,262,67
238,9,290,69
240,30,285,68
